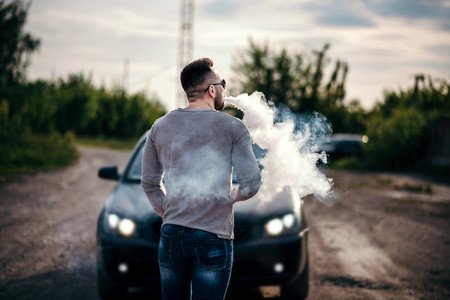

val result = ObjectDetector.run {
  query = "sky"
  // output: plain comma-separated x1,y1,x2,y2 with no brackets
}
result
25,0,450,110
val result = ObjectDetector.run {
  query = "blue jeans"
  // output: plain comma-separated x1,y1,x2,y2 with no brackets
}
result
158,224,233,300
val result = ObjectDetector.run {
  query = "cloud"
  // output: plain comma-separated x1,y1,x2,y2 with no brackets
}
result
364,0,450,29
25,0,450,111
425,43,450,60
315,12,375,28
365,0,449,19
201,0,242,17
303,1,377,28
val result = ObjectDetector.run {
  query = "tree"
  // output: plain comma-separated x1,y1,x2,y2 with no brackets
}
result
364,107,427,169
231,38,363,133
364,75,450,170
0,0,40,85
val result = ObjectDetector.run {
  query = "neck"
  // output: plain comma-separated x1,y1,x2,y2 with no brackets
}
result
186,98,214,110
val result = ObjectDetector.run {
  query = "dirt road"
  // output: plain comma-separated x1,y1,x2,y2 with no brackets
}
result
306,170,450,299
0,147,449,299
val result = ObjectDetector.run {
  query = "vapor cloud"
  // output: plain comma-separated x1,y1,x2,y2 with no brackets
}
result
226,92,333,203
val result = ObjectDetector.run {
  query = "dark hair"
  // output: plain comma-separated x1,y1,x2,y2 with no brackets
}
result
180,57,214,93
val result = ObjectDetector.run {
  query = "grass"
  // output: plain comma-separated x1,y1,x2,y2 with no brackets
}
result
328,156,439,193
75,136,138,150
0,132,79,184
329,156,365,171
0,134,139,184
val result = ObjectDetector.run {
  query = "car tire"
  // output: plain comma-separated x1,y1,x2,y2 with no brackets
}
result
97,260,128,300
281,258,309,300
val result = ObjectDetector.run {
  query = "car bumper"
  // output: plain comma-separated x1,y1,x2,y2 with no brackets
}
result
98,229,308,287
98,235,160,286
232,229,308,286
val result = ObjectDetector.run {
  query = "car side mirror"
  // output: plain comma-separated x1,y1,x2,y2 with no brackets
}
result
98,165,120,181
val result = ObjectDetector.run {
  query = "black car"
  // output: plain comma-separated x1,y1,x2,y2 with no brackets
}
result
96,133,309,299
319,133,369,161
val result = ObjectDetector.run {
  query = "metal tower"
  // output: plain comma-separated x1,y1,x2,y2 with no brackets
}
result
176,0,194,108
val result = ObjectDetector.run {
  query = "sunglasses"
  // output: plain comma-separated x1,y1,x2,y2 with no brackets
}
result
204,79,226,93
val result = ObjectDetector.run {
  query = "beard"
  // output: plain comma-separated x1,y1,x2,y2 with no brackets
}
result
214,91,225,110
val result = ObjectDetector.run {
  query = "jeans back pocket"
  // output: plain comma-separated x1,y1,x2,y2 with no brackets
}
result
193,239,229,271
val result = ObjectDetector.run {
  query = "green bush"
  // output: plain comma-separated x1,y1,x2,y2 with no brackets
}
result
0,131,79,178
364,108,426,169
330,156,365,171
1,2,166,179
0,74,166,140
362,76,449,171
0,74,166,178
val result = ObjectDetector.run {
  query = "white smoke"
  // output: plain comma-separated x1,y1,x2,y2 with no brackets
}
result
225,92,333,203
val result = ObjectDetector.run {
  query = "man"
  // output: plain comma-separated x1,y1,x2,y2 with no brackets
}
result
141,57,261,300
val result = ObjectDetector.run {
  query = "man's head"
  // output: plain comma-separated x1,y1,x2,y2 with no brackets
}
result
180,57,226,110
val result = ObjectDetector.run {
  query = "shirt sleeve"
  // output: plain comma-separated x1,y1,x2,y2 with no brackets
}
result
141,129,165,215
231,121,262,201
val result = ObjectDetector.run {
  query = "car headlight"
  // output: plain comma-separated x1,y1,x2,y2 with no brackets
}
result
266,218,284,236
118,218,136,237
107,214,120,229
105,213,137,237
265,213,298,237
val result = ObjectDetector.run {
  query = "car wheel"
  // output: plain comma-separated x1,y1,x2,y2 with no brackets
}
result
281,258,309,300
97,260,128,299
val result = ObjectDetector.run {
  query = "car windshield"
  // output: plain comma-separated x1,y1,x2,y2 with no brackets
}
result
125,142,266,182
126,143,145,181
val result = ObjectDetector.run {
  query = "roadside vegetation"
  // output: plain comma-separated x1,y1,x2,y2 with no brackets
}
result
0,132,78,182
0,1,165,182
75,136,138,151
230,39,450,177
1,1,449,182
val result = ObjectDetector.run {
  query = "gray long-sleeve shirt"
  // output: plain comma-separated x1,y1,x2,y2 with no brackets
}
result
141,108,261,239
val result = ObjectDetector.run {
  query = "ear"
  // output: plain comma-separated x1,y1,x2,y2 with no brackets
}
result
207,85,215,96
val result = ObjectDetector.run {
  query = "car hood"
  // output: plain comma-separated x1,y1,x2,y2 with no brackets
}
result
105,183,300,221
105,183,154,220
234,185,301,217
